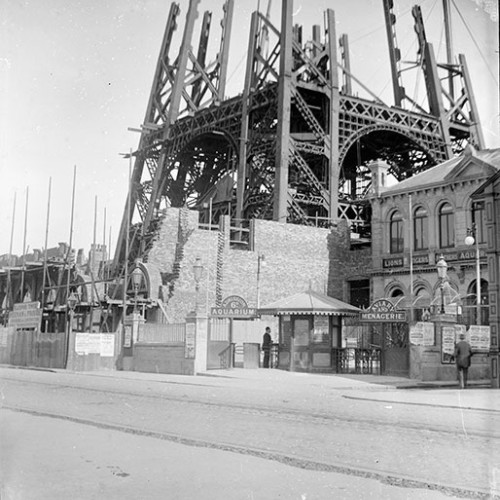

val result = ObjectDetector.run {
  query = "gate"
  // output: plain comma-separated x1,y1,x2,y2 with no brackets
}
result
207,318,231,369
371,323,409,376
340,299,410,377
208,317,265,369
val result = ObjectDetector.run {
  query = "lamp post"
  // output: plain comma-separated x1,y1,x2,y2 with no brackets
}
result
256,254,265,308
66,291,78,369
465,223,481,325
193,257,203,313
131,266,142,313
436,255,448,314
131,266,143,343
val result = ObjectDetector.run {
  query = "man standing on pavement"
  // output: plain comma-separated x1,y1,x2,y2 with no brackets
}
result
262,327,272,368
454,333,473,389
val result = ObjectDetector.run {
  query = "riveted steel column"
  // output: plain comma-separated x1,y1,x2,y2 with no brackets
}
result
273,0,293,223
114,3,181,270
459,54,485,149
168,0,200,124
217,0,235,103
236,11,259,221
326,9,340,222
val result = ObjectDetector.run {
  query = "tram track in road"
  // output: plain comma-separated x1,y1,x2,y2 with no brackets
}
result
1,373,498,441
1,404,494,500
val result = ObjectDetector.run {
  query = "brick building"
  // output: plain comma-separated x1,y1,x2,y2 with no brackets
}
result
369,146,500,318
470,162,500,388
369,146,500,381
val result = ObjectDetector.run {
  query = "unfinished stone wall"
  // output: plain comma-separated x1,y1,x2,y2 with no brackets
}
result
145,209,370,321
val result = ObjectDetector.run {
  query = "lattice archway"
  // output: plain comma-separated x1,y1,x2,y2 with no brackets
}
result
339,127,437,200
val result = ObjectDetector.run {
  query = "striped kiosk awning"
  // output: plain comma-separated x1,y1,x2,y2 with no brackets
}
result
258,290,361,317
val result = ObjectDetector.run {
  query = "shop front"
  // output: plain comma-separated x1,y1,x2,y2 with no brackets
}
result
258,290,361,373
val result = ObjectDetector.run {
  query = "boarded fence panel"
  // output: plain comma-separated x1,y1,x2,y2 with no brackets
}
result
0,327,67,369
0,327,14,364
35,331,67,369
10,329,35,367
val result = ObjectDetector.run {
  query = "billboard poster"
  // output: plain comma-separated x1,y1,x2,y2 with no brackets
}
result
185,323,195,359
123,325,132,348
410,322,435,346
100,334,115,357
468,325,490,352
75,333,90,355
441,326,456,364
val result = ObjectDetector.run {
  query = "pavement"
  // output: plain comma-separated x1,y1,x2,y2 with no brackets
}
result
4,364,499,413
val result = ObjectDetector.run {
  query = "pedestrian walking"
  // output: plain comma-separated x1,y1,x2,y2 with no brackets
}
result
454,333,473,389
262,327,272,368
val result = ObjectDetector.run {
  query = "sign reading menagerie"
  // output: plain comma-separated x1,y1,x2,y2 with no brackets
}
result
360,299,407,323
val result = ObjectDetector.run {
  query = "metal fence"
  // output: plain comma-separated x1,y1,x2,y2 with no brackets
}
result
138,322,186,344
333,347,381,375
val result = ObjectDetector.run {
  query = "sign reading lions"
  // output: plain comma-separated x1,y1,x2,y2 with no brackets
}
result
211,295,256,318
360,298,407,323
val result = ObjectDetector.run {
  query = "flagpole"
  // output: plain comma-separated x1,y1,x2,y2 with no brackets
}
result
102,206,107,283
64,165,77,369
107,225,112,281
89,195,98,329
20,186,29,301
103,206,107,268
65,166,77,305
41,177,52,308
4,193,16,323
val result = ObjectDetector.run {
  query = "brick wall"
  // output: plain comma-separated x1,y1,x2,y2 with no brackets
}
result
146,209,367,320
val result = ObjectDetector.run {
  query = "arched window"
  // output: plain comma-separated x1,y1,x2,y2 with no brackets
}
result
390,210,404,253
390,288,404,298
465,279,489,326
471,201,486,244
413,206,428,250
439,202,454,248
413,286,431,322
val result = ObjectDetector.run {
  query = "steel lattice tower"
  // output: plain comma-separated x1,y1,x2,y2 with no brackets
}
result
113,0,484,271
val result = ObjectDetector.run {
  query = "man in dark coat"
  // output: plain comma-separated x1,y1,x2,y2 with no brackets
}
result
454,334,473,389
262,327,272,368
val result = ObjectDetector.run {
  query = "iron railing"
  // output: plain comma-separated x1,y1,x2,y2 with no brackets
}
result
333,347,381,375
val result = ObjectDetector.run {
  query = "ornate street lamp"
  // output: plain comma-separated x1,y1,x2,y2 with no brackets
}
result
66,291,78,369
131,266,143,313
436,255,448,314
67,291,78,313
465,223,481,325
193,257,203,312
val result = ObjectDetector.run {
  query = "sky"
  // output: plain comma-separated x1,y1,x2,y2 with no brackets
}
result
0,0,498,258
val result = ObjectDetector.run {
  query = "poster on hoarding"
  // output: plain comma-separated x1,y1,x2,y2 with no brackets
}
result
75,333,90,355
87,334,101,354
100,334,115,357
468,325,490,352
410,322,435,346
123,325,132,348
185,323,195,359
441,326,456,364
